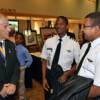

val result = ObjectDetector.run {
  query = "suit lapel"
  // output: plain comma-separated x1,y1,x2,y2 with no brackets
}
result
0,41,6,62
0,41,6,65
0,52,5,63
5,40,11,61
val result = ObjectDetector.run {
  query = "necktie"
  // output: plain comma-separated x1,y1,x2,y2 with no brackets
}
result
0,42,6,58
51,38,62,68
76,43,91,74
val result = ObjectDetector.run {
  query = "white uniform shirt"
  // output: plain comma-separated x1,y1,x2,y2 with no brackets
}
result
41,34,80,71
78,37,100,87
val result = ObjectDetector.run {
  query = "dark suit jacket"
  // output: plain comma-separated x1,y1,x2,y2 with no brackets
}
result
0,40,19,91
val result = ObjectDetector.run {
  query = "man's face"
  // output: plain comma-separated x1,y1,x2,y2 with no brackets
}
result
0,18,11,40
83,18,99,41
55,18,68,37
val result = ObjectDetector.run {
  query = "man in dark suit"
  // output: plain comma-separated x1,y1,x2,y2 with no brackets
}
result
0,14,19,100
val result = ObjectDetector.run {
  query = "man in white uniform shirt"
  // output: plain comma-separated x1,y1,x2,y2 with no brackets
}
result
41,16,80,100
78,12,100,99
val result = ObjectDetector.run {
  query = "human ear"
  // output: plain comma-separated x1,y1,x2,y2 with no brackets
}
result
95,26,100,34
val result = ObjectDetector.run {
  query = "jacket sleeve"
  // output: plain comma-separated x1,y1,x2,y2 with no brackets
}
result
10,54,20,85
9,41,20,85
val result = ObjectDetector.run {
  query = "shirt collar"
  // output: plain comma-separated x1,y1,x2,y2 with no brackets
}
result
91,37,100,48
0,40,4,44
56,34,69,41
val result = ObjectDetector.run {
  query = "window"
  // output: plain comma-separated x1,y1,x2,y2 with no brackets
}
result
8,20,19,31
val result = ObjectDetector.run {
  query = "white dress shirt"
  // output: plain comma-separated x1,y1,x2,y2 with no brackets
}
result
78,37,100,87
41,34,80,71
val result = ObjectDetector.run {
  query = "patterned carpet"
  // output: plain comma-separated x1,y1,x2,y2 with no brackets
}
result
26,80,44,100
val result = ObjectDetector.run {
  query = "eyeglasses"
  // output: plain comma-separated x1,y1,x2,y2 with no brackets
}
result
83,25,95,29
83,25,93,28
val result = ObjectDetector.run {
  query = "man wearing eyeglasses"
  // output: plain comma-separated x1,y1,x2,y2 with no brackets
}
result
78,12,100,99
0,14,19,100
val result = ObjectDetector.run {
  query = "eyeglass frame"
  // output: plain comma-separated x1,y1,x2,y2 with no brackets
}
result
83,24,100,29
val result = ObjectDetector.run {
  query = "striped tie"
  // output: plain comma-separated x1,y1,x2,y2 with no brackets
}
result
0,42,6,58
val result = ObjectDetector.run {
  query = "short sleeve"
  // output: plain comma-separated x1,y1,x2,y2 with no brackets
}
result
94,52,100,86
41,41,48,60
73,41,80,64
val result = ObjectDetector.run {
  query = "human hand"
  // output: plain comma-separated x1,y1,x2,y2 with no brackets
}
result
43,78,50,91
58,70,71,83
0,85,8,98
4,83,16,95
58,73,67,83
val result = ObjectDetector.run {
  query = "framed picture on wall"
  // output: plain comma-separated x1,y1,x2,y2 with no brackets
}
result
24,30,37,46
40,27,57,42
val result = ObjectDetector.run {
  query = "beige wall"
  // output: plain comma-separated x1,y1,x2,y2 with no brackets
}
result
0,0,95,19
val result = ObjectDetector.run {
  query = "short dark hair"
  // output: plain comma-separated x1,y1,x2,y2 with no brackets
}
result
15,32,25,45
15,32,25,39
56,16,68,25
85,12,100,27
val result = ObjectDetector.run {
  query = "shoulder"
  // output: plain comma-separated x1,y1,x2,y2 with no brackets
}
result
67,36,79,45
5,40,16,52
5,39,15,48
81,43,88,49
80,43,89,53
45,35,57,45
16,44,28,51
67,32,75,40
66,37,80,49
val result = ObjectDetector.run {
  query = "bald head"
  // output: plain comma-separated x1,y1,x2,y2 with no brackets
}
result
0,13,11,40
0,14,8,25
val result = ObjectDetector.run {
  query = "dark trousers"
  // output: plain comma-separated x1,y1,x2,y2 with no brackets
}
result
0,95,16,100
25,67,32,88
45,67,63,100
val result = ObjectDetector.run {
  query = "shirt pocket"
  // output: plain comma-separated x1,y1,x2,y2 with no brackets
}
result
63,49,73,59
85,58,95,74
47,48,53,56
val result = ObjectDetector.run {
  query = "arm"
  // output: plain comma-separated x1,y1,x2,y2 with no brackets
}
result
42,59,50,91
58,64,77,83
10,53,20,85
88,85,100,98
8,53,20,95
73,41,80,65
6,43,20,95
24,49,33,68
41,40,50,91
88,53,100,98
